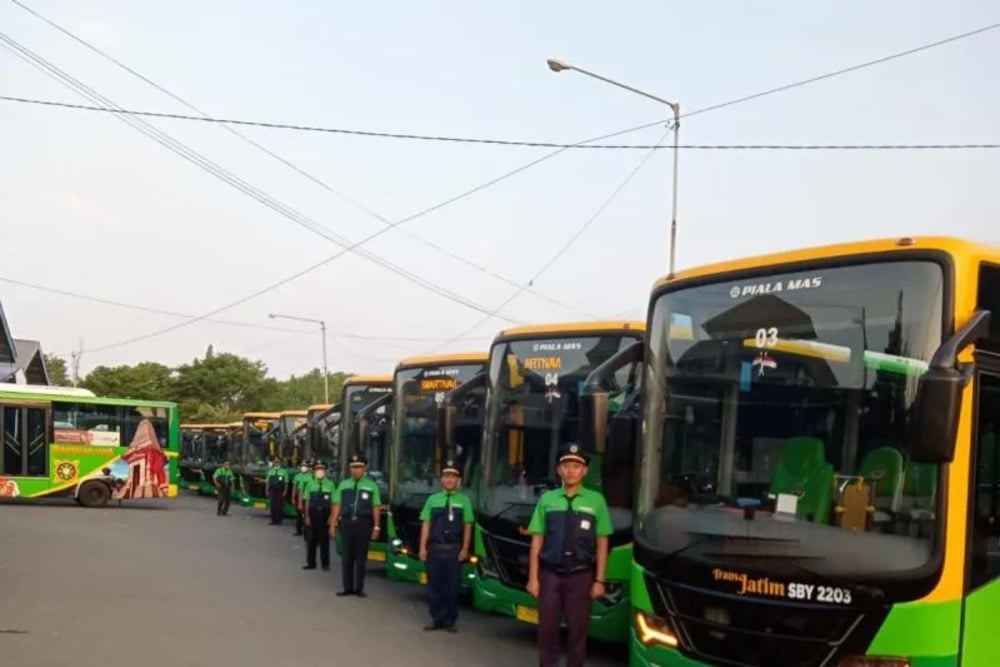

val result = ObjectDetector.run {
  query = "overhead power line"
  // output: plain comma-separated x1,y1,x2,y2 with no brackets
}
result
6,0,592,317
3,19,999,147
4,96,998,150
0,32,531,339
0,274,489,342
4,14,996,355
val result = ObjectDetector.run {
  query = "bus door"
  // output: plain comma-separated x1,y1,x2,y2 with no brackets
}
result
1,402,49,478
965,362,1000,663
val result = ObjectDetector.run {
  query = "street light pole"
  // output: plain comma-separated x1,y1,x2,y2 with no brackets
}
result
547,58,681,275
268,313,329,404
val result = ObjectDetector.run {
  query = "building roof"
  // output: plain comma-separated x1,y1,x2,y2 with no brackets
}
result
0,301,16,382
13,339,50,385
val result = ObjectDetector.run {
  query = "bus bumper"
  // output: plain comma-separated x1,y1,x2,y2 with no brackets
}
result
474,575,631,643
630,628,706,666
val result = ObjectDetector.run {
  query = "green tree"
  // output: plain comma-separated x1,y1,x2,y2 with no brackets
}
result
272,369,351,409
81,362,175,400
172,351,279,417
43,354,71,386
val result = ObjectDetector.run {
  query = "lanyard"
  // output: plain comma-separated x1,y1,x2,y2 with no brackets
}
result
352,479,361,517
445,493,453,522
561,494,577,560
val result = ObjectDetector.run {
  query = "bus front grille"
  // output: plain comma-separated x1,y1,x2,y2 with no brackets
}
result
482,531,530,590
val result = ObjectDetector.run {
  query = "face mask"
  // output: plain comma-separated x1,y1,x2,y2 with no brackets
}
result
300,466,308,473
315,470,326,479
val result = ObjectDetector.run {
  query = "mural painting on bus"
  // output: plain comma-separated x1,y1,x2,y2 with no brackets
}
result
60,418,170,499
0,477,20,497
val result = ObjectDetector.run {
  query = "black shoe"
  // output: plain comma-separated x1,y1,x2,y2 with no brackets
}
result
336,590,353,597
423,624,443,632
321,565,330,571
294,531,303,536
303,565,316,570
355,591,367,598
444,626,457,634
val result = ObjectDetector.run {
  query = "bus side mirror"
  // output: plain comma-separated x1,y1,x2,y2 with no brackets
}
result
910,367,967,463
910,309,991,463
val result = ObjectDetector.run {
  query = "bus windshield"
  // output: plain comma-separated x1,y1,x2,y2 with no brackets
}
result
481,334,642,525
639,260,945,582
392,363,486,510
308,407,340,468
203,431,223,465
243,419,278,470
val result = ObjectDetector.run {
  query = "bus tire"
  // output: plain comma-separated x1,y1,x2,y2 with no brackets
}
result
78,481,111,508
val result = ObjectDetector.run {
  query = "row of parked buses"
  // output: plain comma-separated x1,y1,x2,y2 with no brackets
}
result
184,236,1000,666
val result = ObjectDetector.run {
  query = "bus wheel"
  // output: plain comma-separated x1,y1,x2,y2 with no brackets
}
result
78,481,111,508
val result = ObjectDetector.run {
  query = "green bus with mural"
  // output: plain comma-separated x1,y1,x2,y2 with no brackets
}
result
387,352,489,588
474,321,645,642
0,383,179,506
619,236,1000,666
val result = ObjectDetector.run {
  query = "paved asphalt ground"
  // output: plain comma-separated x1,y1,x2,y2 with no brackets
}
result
0,493,627,666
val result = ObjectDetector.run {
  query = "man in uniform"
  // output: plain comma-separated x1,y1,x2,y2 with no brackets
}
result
300,461,337,571
213,459,235,516
266,457,288,526
418,459,473,633
526,443,613,667
331,454,381,597
291,459,313,537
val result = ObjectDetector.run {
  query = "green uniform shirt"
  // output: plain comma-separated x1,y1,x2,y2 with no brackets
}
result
213,468,234,485
334,476,382,518
420,490,474,546
302,478,338,507
293,470,313,494
528,486,612,570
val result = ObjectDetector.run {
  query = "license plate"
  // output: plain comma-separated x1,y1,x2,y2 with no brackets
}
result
418,572,427,585
515,605,539,625
368,550,386,562
252,502,266,509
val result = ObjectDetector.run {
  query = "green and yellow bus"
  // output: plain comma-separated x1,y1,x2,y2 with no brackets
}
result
0,384,179,507
239,411,281,509
305,403,340,470
196,422,240,496
621,236,1000,666
336,374,393,562
278,409,309,516
387,352,489,588
179,423,203,491
474,321,645,642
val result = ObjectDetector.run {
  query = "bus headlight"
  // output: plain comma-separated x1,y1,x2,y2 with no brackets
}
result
838,657,909,667
595,581,624,607
635,611,679,649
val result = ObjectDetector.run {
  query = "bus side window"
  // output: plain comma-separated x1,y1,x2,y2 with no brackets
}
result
970,371,1000,590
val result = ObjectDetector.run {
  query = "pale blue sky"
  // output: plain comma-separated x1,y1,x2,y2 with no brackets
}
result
1,0,997,379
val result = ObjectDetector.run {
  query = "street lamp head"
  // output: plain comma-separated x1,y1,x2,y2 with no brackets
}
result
546,58,572,73
267,313,277,319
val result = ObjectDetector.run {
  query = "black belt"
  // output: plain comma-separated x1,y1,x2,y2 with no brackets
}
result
541,561,594,576
428,543,461,550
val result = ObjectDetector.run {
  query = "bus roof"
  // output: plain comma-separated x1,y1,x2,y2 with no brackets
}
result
307,403,333,412
344,374,393,386
279,410,309,417
227,421,243,428
0,384,97,398
0,385,174,408
181,423,230,429
494,320,646,343
395,352,489,370
653,236,1000,291
242,412,281,419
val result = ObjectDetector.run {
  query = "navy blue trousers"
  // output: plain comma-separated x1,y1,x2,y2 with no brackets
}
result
426,548,462,627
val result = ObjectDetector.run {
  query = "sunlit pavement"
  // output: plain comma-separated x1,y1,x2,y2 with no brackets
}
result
0,494,626,666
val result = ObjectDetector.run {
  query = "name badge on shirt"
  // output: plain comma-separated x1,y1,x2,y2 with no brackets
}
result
448,510,454,522
322,493,330,500
580,519,591,531
361,492,369,500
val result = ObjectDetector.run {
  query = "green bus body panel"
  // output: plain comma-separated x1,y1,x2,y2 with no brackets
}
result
867,599,961,660
961,579,1000,665
472,525,633,643
630,565,962,666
